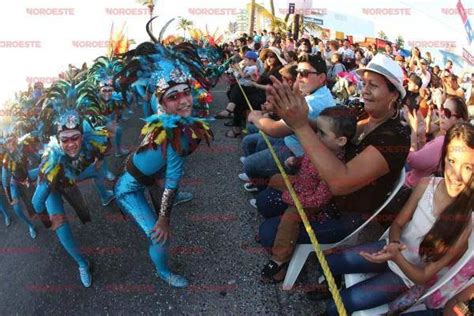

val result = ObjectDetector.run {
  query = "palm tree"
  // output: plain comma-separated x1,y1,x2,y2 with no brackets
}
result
377,30,388,40
177,18,193,38
395,35,405,48
269,0,275,16
249,0,256,34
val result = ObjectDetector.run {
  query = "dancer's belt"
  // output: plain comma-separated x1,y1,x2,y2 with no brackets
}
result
125,157,156,187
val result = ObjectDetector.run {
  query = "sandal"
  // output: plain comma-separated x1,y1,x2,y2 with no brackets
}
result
224,121,238,127
225,129,242,138
215,109,234,119
261,260,289,283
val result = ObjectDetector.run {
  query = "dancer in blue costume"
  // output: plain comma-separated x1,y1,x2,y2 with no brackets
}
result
0,137,11,227
1,124,40,239
114,18,213,288
88,56,130,158
32,79,113,287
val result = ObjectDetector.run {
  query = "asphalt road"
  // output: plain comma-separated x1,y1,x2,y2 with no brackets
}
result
0,81,325,315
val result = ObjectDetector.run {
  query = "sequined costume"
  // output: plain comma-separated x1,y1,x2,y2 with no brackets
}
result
2,133,41,238
32,121,112,287
115,114,212,288
113,17,212,288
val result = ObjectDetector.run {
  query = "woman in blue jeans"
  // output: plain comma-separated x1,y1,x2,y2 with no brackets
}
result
318,123,473,315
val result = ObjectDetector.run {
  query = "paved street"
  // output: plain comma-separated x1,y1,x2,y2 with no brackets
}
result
0,81,324,315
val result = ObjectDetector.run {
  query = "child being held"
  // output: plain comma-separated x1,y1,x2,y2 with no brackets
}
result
258,105,357,282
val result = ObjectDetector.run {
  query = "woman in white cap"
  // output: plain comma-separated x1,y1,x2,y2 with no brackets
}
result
259,53,411,281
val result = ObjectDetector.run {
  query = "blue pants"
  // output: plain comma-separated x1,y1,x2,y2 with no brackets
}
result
241,133,281,157
115,172,170,275
324,240,409,315
259,206,364,248
46,191,88,268
243,139,293,185
77,163,112,202
0,189,9,222
9,168,38,229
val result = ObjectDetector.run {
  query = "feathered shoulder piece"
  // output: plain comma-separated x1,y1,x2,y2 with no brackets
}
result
138,114,213,156
83,127,112,156
39,137,67,185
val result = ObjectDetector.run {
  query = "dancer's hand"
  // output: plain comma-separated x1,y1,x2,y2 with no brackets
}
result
151,217,171,245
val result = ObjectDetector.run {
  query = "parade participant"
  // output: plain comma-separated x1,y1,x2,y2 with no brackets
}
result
2,122,40,239
114,19,212,288
0,131,11,227
32,83,113,287
89,56,130,158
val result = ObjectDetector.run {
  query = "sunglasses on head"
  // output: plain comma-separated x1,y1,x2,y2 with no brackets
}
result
441,108,462,119
296,69,319,78
60,134,81,143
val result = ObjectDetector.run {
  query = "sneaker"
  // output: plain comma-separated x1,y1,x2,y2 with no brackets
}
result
240,156,246,164
79,263,92,288
238,173,250,182
156,271,188,288
249,198,257,209
101,191,115,207
28,226,37,239
174,192,194,206
4,215,10,227
115,149,130,158
244,183,259,193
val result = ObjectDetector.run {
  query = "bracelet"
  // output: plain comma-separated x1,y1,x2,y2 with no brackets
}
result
389,240,401,244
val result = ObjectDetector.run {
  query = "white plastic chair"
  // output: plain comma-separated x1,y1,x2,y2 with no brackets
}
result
282,168,406,290
348,229,474,315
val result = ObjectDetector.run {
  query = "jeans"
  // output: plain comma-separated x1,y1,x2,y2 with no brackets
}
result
243,139,294,182
259,204,364,248
324,240,409,316
241,132,283,158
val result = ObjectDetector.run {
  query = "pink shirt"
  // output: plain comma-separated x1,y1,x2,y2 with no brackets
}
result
406,136,444,188
282,154,336,208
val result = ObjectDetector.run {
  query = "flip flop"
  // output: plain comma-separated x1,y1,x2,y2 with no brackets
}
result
225,129,242,138
215,109,234,119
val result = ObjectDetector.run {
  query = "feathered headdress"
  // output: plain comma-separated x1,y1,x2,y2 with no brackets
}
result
115,16,209,109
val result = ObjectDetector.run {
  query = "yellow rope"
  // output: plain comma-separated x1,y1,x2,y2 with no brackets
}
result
234,79,347,316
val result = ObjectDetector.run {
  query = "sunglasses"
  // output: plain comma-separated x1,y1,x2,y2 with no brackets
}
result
60,134,81,143
101,89,113,93
266,54,276,59
441,108,462,119
296,69,319,78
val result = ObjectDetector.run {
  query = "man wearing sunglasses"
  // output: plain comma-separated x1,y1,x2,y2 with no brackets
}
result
243,54,334,190
32,110,114,288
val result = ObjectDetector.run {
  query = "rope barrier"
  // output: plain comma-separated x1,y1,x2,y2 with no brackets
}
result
233,76,348,316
